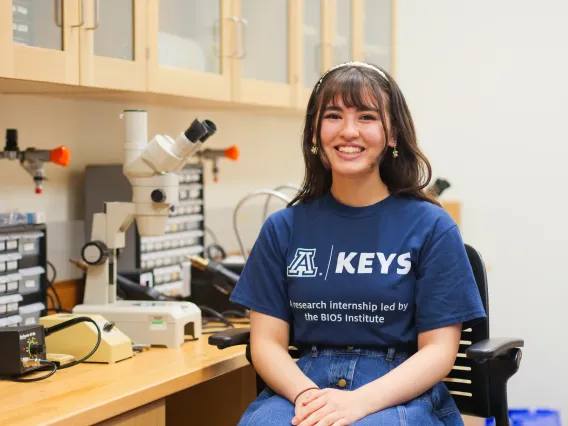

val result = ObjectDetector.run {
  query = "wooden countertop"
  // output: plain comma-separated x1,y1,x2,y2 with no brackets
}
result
0,330,248,426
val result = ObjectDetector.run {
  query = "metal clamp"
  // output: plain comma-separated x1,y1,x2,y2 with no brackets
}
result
85,0,100,30
233,189,292,261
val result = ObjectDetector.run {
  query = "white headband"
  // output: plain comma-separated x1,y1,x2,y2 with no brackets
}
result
315,61,387,93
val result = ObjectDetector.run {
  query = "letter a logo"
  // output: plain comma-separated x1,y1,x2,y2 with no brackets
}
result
287,248,318,277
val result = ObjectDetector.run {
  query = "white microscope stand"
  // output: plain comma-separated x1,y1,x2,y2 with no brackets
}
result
73,110,214,348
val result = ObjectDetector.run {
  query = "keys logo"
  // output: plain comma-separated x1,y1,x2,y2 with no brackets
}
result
287,248,318,277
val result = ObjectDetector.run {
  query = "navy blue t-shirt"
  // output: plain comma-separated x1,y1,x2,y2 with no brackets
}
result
230,192,486,349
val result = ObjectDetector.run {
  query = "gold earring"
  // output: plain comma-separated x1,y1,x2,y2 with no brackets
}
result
392,145,398,159
311,136,318,155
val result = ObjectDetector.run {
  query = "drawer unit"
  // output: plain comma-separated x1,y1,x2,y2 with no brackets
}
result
0,224,48,319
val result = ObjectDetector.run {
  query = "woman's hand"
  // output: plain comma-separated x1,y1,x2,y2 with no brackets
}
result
292,388,369,426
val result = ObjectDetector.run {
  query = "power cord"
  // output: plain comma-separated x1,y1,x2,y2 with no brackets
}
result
45,260,72,314
2,361,58,383
200,306,250,335
1,317,101,383
44,316,101,370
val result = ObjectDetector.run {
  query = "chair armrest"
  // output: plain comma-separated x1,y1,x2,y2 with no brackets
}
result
466,337,524,362
208,327,251,350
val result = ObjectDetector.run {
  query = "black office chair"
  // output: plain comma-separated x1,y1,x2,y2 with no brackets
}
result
209,244,524,426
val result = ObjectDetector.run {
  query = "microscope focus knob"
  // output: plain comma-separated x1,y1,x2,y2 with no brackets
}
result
82,240,109,266
151,189,167,203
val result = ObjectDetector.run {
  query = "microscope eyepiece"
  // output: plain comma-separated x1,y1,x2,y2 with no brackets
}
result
183,119,217,143
199,120,217,142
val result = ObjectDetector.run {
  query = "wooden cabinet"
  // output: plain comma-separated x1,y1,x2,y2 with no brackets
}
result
80,0,147,91
1,0,80,84
0,0,396,112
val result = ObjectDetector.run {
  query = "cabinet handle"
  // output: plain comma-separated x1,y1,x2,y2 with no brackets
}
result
85,0,100,30
213,17,239,57
71,0,85,27
54,0,62,27
235,18,248,59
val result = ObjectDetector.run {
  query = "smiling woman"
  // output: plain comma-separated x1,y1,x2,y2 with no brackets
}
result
228,61,486,426
290,61,436,210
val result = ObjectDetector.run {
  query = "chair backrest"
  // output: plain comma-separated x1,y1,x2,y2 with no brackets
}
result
444,243,492,418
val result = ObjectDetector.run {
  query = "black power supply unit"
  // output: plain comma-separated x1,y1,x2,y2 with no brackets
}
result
0,325,47,376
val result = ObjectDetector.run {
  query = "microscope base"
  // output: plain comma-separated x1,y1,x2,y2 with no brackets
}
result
73,300,202,348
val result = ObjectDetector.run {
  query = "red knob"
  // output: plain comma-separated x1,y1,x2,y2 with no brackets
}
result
50,146,70,167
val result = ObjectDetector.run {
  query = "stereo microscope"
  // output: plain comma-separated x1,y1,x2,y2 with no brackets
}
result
73,110,216,348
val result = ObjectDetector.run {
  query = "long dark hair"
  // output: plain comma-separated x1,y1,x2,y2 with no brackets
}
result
288,62,439,207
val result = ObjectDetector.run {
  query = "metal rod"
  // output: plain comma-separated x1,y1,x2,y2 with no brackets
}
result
262,184,301,221
233,189,292,261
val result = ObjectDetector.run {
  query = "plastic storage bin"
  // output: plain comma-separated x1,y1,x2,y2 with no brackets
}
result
0,314,22,327
0,272,21,295
0,252,22,274
18,231,43,256
0,294,23,316
19,302,45,326
486,409,562,425
18,266,45,294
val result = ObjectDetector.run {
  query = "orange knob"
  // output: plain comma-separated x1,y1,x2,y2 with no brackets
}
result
224,145,239,161
50,146,70,167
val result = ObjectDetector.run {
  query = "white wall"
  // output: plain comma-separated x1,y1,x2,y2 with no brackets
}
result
397,0,568,415
0,94,304,281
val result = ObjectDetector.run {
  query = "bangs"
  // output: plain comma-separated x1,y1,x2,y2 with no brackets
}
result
317,67,384,112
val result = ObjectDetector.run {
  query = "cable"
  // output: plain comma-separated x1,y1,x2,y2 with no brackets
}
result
46,260,64,313
2,360,58,383
205,226,219,245
44,316,101,369
198,305,234,328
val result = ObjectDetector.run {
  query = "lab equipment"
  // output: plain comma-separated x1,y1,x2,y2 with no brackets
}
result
0,129,70,194
0,325,47,376
39,313,132,364
0,224,48,328
187,254,240,296
0,315,101,381
196,145,239,182
262,184,301,221
74,110,214,348
427,178,451,197
233,189,293,260
83,163,206,298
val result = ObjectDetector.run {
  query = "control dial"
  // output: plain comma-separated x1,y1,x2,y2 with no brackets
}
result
81,240,109,266
151,189,166,203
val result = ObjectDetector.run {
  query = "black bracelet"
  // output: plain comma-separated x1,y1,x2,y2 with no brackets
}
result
293,386,320,405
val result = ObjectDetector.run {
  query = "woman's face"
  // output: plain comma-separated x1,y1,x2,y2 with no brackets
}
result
319,95,393,178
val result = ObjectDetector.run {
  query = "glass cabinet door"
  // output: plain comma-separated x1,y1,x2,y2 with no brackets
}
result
240,0,288,84
93,0,134,61
303,0,322,89
12,0,63,50
158,0,221,74
80,0,145,90
333,0,352,65
363,0,392,72
147,0,232,102
7,0,80,84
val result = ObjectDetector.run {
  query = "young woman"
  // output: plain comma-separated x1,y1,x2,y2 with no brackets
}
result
229,61,486,426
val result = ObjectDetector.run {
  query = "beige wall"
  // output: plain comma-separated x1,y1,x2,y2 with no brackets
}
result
0,93,305,280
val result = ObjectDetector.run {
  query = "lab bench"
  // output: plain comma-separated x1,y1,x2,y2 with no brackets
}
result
0,330,256,426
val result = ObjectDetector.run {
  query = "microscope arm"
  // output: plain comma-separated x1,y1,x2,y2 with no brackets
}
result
82,203,135,305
